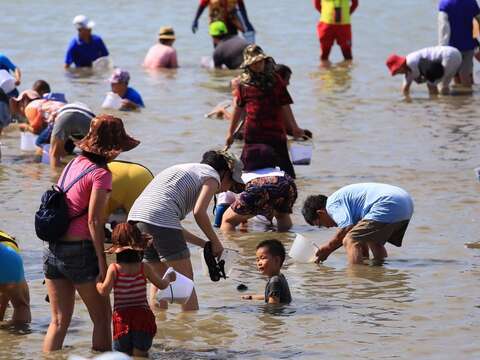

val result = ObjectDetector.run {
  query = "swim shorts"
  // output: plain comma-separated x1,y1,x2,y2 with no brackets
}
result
348,219,410,247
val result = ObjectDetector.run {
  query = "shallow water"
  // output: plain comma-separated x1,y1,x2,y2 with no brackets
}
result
1,0,480,359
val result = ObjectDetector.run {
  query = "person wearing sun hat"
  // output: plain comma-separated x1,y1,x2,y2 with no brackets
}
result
143,26,179,69
65,15,109,68
42,114,139,353
128,149,243,311
210,21,248,69
386,45,462,95
225,44,307,179
109,68,144,110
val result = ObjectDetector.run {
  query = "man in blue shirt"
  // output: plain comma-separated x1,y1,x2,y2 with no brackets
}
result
109,68,144,110
302,183,414,265
438,0,480,88
64,15,109,69
0,53,22,97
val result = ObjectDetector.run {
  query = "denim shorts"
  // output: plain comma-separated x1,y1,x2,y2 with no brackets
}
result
137,222,190,262
43,240,99,284
113,331,153,354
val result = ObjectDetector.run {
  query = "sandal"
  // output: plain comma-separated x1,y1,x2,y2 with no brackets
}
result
204,242,226,282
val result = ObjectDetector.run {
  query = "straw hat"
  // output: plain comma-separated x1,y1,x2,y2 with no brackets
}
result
158,26,176,40
240,44,271,69
217,150,244,184
105,222,152,254
10,89,41,115
76,114,140,159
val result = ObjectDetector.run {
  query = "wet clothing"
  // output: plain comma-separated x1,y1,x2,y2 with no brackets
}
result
143,44,178,69
213,35,248,69
122,87,144,108
106,161,154,218
265,273,291,304
439,0,480,51
112,264,156,345
43,240,99,284
65,34,109,67
0,242,24,284
128,163,220,230
326,183,414,229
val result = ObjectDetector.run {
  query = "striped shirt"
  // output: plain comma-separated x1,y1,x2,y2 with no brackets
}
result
128,163,220,229
113,263,149,311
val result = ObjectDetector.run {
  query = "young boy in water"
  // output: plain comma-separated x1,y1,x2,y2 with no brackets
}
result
241,239,292,304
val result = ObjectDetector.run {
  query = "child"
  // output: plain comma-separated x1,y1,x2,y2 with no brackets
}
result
241,239,292,304
96,223,176,358
109,69,144,110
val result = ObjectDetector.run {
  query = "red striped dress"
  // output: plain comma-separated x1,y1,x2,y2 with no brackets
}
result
112,263,157,340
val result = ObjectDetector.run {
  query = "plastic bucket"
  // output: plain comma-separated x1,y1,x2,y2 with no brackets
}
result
41,144,50,164
101,92,122,110
288,234,320,263
92,56,112,71
289,141,313,165
200,56,214,69
199,248,238,277
157,267,194,304
0,70,15,94
20,132,38,151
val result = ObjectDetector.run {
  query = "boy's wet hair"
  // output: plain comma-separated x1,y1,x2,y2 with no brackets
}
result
32,80,51,96
302,195,328,226
256,239,286,266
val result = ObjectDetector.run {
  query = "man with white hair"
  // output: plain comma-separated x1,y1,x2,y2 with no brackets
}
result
64,15,109,69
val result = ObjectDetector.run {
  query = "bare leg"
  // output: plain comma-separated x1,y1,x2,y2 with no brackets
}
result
343,235,365,265
76,281,112,352
367,242,388,262
43,279,75,352
220,208,253,231
9,281,31,324
165,258,198,311
0,289,9,321
275,212,292,232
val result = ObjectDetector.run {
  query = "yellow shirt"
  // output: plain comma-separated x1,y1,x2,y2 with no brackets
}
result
106,161,154,218
320,0,352,25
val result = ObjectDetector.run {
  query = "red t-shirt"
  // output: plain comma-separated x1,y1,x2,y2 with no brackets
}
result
236,75,293,144
58,156,112,239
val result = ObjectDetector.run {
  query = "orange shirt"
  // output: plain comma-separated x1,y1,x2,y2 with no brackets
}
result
24,99,64,134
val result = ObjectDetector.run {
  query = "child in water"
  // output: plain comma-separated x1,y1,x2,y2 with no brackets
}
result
242,239,292,304
96,223,175,358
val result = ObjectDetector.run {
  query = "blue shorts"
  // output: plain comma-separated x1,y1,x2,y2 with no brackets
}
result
0,243,24,284
43,240,99,284
113,331,153,354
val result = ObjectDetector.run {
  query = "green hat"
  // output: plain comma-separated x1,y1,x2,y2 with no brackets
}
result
209,21,228,37
240,44,271,69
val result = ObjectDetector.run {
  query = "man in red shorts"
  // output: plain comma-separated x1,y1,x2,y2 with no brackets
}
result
313,0,359,66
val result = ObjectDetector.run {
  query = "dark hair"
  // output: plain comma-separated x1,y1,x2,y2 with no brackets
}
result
32,80,51,96
81,150,108,167
274,64,292,81
256,239,286,266
201,150,229,174
418,59,444,83
116,249,143,263
302,195,328,226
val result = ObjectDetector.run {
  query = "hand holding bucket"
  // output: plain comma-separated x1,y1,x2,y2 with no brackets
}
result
289,234,321,263
157,267,194,304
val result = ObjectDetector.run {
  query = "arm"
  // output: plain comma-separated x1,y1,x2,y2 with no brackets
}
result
241,294,265,300
13,67,21,86
194,178,224,257
64,41,74,69
144,265,176,290
427,83,439,96
99,38,109,57
313,0,321,13
170,50,179,68
225,103,244,147
88,188,110,282
402,77,412,96
438,12,450,46
120,99,139,111
238,1,254,31
315,226,353,263
281,105,305,139
96,264,116,296
192,2,208,33
350,0,358,14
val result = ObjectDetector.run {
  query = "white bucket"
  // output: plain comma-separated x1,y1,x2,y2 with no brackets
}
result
157,267,194,304
41,144,50,164
0,70,15,94
92,56,112,71
20,132,38,151
288,234,320,263
199,248,238,278
101,92,122,110
242,30,256,44
289,141,313,165
475,167,480,182
200,56,214,69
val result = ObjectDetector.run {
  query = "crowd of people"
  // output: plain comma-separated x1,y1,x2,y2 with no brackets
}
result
0,0,479,358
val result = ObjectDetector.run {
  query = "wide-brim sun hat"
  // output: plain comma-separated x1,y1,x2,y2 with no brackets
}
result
105,222,152,254
76,114,140,159
10,89,41,115
73,14,95,30
218,150,244,184
240,44,271,69
209,21,228,37
386,54,406,76
158,26,176,40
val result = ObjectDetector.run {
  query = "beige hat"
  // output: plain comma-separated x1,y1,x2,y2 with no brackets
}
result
158,26,176,40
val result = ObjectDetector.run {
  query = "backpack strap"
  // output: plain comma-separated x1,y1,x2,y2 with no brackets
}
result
59,159,76,191
62,164,98,193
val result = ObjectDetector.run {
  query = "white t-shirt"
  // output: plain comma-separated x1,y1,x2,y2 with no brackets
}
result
404,46,462,87
241,167,285,184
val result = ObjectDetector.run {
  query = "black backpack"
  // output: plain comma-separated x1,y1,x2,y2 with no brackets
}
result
35,160,97,242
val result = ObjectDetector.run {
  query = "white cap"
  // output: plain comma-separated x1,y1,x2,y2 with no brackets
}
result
73,15,95,30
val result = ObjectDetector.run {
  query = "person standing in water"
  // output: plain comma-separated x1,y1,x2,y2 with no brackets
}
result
313,0,359,66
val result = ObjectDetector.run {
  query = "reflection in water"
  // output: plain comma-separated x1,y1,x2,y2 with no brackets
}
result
310,62,353,94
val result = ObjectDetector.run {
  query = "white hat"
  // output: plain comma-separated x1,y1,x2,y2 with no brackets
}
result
73,15,95,30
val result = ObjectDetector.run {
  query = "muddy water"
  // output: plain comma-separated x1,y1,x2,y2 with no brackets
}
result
1,0,479,359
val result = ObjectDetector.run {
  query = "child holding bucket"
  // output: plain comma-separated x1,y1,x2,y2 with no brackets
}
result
241,239,291,304
96,223,176,358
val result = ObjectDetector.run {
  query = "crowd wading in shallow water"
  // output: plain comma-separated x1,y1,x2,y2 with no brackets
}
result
0,0,479,357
